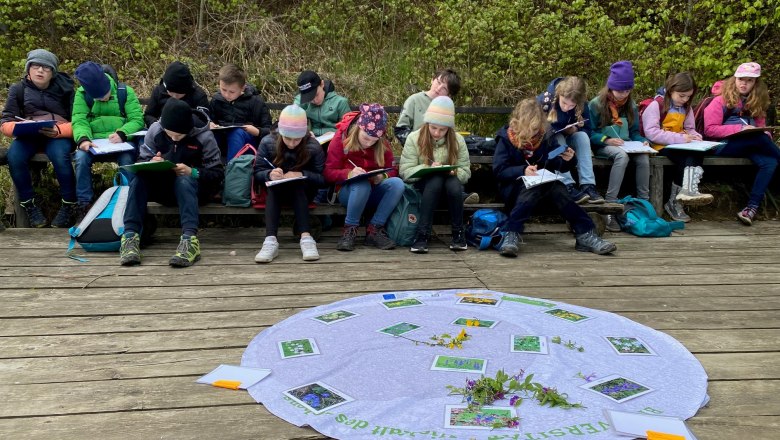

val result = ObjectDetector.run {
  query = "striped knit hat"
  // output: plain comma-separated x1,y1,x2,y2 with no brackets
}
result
278,104,308,138
423,96,455,128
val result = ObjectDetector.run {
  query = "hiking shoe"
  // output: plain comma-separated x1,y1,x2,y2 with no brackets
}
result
581,184,604,204
604,214,621,232
119,232,141,266
300,236,320,261
410,232,429,254
499,231,521,257
254,237,279,263
566,184,589,205
169,235,201,267
463,192,480,204
575,230,617,255
336,225,358,251
449,227,468,251
20,198,47,228
51,200,77,228
737,206,757,226
365,224,396,250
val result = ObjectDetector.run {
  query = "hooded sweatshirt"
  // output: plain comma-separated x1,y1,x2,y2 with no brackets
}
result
144,80,210,127
71,74,145,144
294,80,351,136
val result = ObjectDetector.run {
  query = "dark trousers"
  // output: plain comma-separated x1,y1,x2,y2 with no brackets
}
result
716,133,780,207
414,173,464,234
124,172,212,237
506,181,594,235
658,148,705,186
264,180,317,237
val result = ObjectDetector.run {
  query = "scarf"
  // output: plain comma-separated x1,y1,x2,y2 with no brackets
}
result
508,128,543,158
607,94,629,126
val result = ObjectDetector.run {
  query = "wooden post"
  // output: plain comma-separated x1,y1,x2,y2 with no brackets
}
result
649,158,664,215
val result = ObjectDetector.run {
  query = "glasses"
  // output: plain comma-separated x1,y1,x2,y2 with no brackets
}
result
30,63,53,72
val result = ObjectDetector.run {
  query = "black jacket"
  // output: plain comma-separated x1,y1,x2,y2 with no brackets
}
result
1,73,75,123
253,133,325,187
209,83,273,138
143,81,210,127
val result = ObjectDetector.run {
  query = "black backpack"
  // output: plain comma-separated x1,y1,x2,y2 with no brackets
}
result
82,64,128,118
464,135,496,156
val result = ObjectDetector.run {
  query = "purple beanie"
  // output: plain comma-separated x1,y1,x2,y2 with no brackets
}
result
607,61,635,91
357,103,387,138
75,61,111,99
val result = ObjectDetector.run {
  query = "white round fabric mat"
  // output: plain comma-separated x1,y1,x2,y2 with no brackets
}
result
242,289,708,439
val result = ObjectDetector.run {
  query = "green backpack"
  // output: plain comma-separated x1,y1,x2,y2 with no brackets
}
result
386,184,421,246
223,144,256,207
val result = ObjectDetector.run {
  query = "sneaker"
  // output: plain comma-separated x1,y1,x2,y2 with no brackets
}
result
575,230,617,255
566,184,590,205
119,232,141,266
499,231,521,257
254,237,279,263
74,203,91,226
737,206,757,226
300,236,320,261
604,214,621,232
365,224,396,250
169,235,201,267
664,198,690,222
410,232,429,254
51,200,77,228
449,227,468,251
336,225,358,251
20,198,47,228
463,192,480,204
580,184,604,204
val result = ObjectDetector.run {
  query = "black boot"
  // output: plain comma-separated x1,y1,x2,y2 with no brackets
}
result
449,227,467,251
410,231,429,254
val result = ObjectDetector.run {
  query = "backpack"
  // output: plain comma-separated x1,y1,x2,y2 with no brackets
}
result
223,144,256,207
466,209,508,250
693,79,724,136
67,174,130,254
617,196,685,237
386,184,421,246
464,135,497,156
638,96,665,137
83,64,128,118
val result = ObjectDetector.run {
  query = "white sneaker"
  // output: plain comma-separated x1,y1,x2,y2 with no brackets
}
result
254,237,279,263
300,236,320,261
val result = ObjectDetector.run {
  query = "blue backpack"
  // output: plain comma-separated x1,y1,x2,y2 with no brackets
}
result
617,196,685,237
68,174,129,255
466,209,508,250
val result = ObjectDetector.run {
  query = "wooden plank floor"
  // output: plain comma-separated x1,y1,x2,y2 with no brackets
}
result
1,222,778,439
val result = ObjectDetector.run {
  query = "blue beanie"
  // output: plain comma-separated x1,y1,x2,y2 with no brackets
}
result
75,61,111,99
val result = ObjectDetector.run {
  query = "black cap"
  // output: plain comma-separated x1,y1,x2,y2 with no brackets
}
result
297,70,321,104
160,99,194,134
163,61,194,94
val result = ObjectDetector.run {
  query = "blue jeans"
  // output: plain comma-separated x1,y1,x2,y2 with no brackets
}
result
555,132,596,186
225,128,257,162
124,172,200,237
74,148,136,204
716,133,780,207
338,177,405,226
7,136,76,202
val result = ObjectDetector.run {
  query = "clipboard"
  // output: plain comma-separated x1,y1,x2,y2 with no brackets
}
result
339,167,394,184
408,164,459,179
12,120,56,136
724,126,777,139
121,160,176,172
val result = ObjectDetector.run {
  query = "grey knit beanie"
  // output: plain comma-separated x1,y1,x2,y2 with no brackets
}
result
25,49,59,74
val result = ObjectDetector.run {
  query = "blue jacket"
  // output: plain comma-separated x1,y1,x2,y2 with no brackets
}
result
536,77,592,137
492,125,576,202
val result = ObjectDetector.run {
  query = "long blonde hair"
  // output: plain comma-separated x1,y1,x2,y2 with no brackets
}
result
548,77,586,123
509,98,547,144
721,76,770,119
417,122,458,165
343,123,388,167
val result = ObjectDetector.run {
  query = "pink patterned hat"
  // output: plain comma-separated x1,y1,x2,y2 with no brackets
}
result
734,62,761,78
357,103,387,138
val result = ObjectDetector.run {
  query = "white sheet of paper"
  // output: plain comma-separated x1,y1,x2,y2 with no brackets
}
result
89,138,136,155
663,140,723,152
265,176,307,187
196,364,271,389
605,409,697,439
316,132,335,144
621,141,657,154
519,170,563,189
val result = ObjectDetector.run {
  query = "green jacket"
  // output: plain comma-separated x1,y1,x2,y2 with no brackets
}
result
396,91,432,130
71,74,144,144
293,80,351,136
399,128,471,184
587,96,647,147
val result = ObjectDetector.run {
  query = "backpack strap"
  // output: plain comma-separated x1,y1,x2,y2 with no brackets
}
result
116,82,127,119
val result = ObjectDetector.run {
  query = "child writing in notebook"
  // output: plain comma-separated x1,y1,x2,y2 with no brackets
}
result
399,96,471,253
641,72,713,222
492,98,616,258
253,105,325,263
589,61,650,232
324,103,404,251
537,76,603,204
703,62,778,225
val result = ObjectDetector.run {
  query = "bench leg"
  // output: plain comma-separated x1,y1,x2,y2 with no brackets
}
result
649,161,664,215
588,212,606,237
12,187,30,228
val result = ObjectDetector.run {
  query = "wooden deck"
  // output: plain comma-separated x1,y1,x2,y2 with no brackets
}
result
1,222,778,439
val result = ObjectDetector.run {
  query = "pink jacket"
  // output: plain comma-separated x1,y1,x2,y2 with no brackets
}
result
704,95,766,140
641,100,699,145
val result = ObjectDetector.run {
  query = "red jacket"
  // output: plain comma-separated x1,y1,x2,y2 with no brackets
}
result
323,115,397,186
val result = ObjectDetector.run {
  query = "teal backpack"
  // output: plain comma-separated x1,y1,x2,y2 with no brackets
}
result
386,184,421,246
617,196,685,237
67,174,129,254
223,144,256,207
